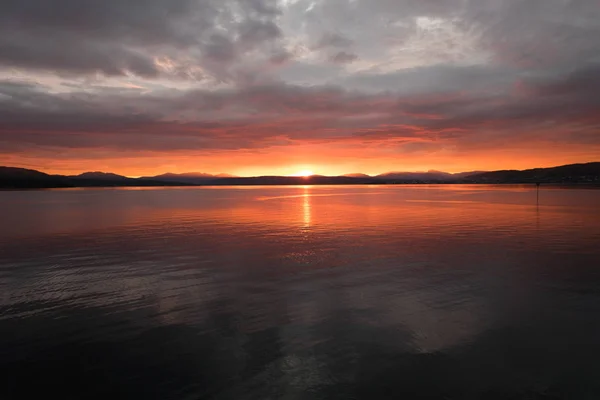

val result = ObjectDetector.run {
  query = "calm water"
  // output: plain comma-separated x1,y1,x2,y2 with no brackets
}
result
1,185,600,399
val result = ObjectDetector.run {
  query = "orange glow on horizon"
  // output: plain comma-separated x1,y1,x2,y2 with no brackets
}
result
291,170,314,177
3,144,598,178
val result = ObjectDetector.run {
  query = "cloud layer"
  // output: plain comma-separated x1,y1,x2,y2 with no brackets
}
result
1,0,599,175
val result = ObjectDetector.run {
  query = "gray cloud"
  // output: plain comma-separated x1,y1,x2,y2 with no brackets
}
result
0,0,284,80
1,0,600,163
0,33,161,77
330,51,358,64
2,56,600,156
315,33,354,49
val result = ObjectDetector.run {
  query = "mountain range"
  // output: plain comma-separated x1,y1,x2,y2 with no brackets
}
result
1,163,598,189
140,172,236,185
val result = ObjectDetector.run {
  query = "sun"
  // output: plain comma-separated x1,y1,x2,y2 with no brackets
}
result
293,170,314,177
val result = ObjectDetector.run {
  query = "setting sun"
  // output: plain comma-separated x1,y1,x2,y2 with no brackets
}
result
292,170,314,177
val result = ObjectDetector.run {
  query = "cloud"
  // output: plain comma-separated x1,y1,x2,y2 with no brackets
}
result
0,0,285,80
2,57,600,158
330,51,358,64
314,33,354,49
1,0,600,172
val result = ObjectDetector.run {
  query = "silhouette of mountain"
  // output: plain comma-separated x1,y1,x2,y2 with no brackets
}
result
465,163,600,183
141,172,235,185
453,171,486,178
74,172,129,180
212,175,381,186
375,170,487,182
376,170,454,182
0,167,192,188
0,167,70,188
1,162,598,188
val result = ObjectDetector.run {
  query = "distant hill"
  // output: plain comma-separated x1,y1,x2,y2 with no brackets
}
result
376,170,454,182
141,172,235,185
465,163,600,183
73,172,129,180
212,175,382,186
453,171,486,179
0,167,192,189
1,162,598,188
375,170,484,182
0,167,71,188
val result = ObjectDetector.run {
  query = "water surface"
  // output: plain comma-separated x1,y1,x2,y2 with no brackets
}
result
1,185,600,399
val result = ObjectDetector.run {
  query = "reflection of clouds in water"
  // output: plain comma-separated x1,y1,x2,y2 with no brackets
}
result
318,260,489,353
4,295,597,399
1,187,600,398
385,292,485,353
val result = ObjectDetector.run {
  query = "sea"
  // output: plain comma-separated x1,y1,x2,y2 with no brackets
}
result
1,185,599,399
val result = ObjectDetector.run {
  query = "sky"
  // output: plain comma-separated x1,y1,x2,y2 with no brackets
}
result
1,0,599,177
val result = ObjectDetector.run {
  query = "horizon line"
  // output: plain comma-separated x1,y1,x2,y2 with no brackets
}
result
2,160,600,179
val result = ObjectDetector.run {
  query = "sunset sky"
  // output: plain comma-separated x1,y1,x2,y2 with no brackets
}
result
1,0,599,177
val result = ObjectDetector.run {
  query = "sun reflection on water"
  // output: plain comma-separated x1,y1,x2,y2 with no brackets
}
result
302,185,311,228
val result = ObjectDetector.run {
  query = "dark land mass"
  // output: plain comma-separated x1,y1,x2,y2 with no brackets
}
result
0,167,192,189
463,162,600,184
1,162,599,189
139,172,233,185
212,175,383,186
376,170,484,181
